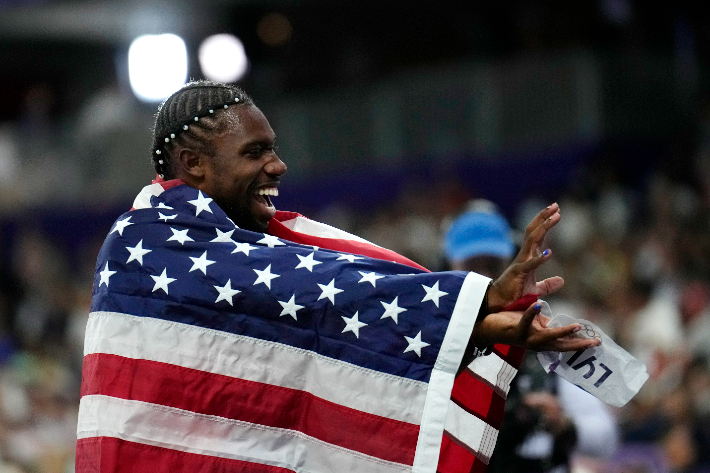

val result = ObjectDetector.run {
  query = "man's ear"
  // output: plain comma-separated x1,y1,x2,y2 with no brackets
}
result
176,148,206,181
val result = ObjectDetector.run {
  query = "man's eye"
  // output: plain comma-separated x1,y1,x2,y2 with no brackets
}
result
248,145,277,157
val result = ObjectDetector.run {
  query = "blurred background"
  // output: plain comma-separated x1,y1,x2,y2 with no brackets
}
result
1,0,709,471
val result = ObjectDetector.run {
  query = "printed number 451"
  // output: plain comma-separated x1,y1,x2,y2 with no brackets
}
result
562,350,613,388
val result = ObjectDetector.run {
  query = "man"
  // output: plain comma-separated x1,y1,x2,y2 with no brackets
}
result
77,81,599,472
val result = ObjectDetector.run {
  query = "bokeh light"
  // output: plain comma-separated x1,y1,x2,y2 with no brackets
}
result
198,34,249,83
257,12,292,47
128,34,188,102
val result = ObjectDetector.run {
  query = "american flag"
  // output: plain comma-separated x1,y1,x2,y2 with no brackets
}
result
76,180,526,473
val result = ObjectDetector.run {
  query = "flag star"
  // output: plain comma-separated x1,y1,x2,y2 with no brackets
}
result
151,268,176,294
98,262,116,287
380,296,407,324
358,271,384,287
311,245,319,251
232,242,258,256
187,191,213,216
403,331,430,357
256,234,285,248
211,228,235,243
158,212,177,222
167,228,193,245
214,279,241,306
278,294,305,320
156,202,173,209
126,239,152,265
421,280,448,307
317,279,344,305
253,264,280,289
337,254,363,263
341,311,367,338
295,252,322,272
189,251,216,275
110,216,133,236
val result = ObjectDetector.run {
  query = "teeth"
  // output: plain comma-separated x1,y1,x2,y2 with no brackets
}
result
257,188,279,197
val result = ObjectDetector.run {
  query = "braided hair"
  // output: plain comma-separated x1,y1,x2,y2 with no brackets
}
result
151,80,254,179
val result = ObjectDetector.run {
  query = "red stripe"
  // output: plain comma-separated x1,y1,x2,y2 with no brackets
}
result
450,372,505,429
76,436,295,473
436,435,488,473
81,353,418,465
492,344,525,368
151,177,188,191
268,214,428,271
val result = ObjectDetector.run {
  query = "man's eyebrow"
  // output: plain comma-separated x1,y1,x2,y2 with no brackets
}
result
242,136,277,147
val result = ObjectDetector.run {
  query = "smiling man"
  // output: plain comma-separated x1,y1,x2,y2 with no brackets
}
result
77,81,598,473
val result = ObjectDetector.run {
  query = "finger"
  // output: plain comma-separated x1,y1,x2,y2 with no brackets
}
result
515,249,553,274
524,203,559,239
532,323,585,346
516,211,560,262
535,276,565,296
517,301,542,339
542,336,601,352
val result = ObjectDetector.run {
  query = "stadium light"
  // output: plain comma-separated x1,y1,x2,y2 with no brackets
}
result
198,34,248,83
128,34,188,102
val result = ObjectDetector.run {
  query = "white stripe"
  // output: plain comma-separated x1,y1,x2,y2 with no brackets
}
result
84,311,427,424
466,352,517,398
411,272,490,473
443,401,499,464
132,183,165,209
280,216,379,246
78,395,410,473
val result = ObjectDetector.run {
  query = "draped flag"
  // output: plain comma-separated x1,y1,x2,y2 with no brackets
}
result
77,179,525,473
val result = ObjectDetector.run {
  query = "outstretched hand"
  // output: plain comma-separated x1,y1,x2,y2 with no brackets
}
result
486,203,564,312
472,301,601,352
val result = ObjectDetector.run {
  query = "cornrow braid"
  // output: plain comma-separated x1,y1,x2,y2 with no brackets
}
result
151,80,254,179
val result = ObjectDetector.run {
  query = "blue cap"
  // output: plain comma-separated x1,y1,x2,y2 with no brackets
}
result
443,205,515,262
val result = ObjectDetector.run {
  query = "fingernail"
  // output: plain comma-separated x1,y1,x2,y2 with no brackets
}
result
573,325,582,333
534,303,541,311
542,249,550,256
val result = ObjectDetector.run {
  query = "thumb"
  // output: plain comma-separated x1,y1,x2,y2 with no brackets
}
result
517,300,542,341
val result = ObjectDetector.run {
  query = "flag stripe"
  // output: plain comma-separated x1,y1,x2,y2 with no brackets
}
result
269,216,428,271
84,311,428,425
444,402,499,464
437,435,488,473
463,353,518,399
81,353,419,465
78,395,412,473
449,373,505,429
77,437,296,473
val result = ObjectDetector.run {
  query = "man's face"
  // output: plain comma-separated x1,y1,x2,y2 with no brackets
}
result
199,105,287,232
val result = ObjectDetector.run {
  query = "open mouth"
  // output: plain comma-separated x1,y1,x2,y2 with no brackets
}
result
256,187,278,209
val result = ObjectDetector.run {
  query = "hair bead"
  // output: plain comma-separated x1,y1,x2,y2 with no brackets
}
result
158,159,164,164
155,149,161,155
224,104,228,109
164,137,170,143
170,133,175,139
183,124,189,130
194,116,199,121
209,109,214,113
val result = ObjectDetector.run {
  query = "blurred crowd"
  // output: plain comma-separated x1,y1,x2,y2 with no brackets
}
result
0,91,709,473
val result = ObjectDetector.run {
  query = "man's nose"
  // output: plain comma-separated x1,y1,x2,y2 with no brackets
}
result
265,154,287,176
